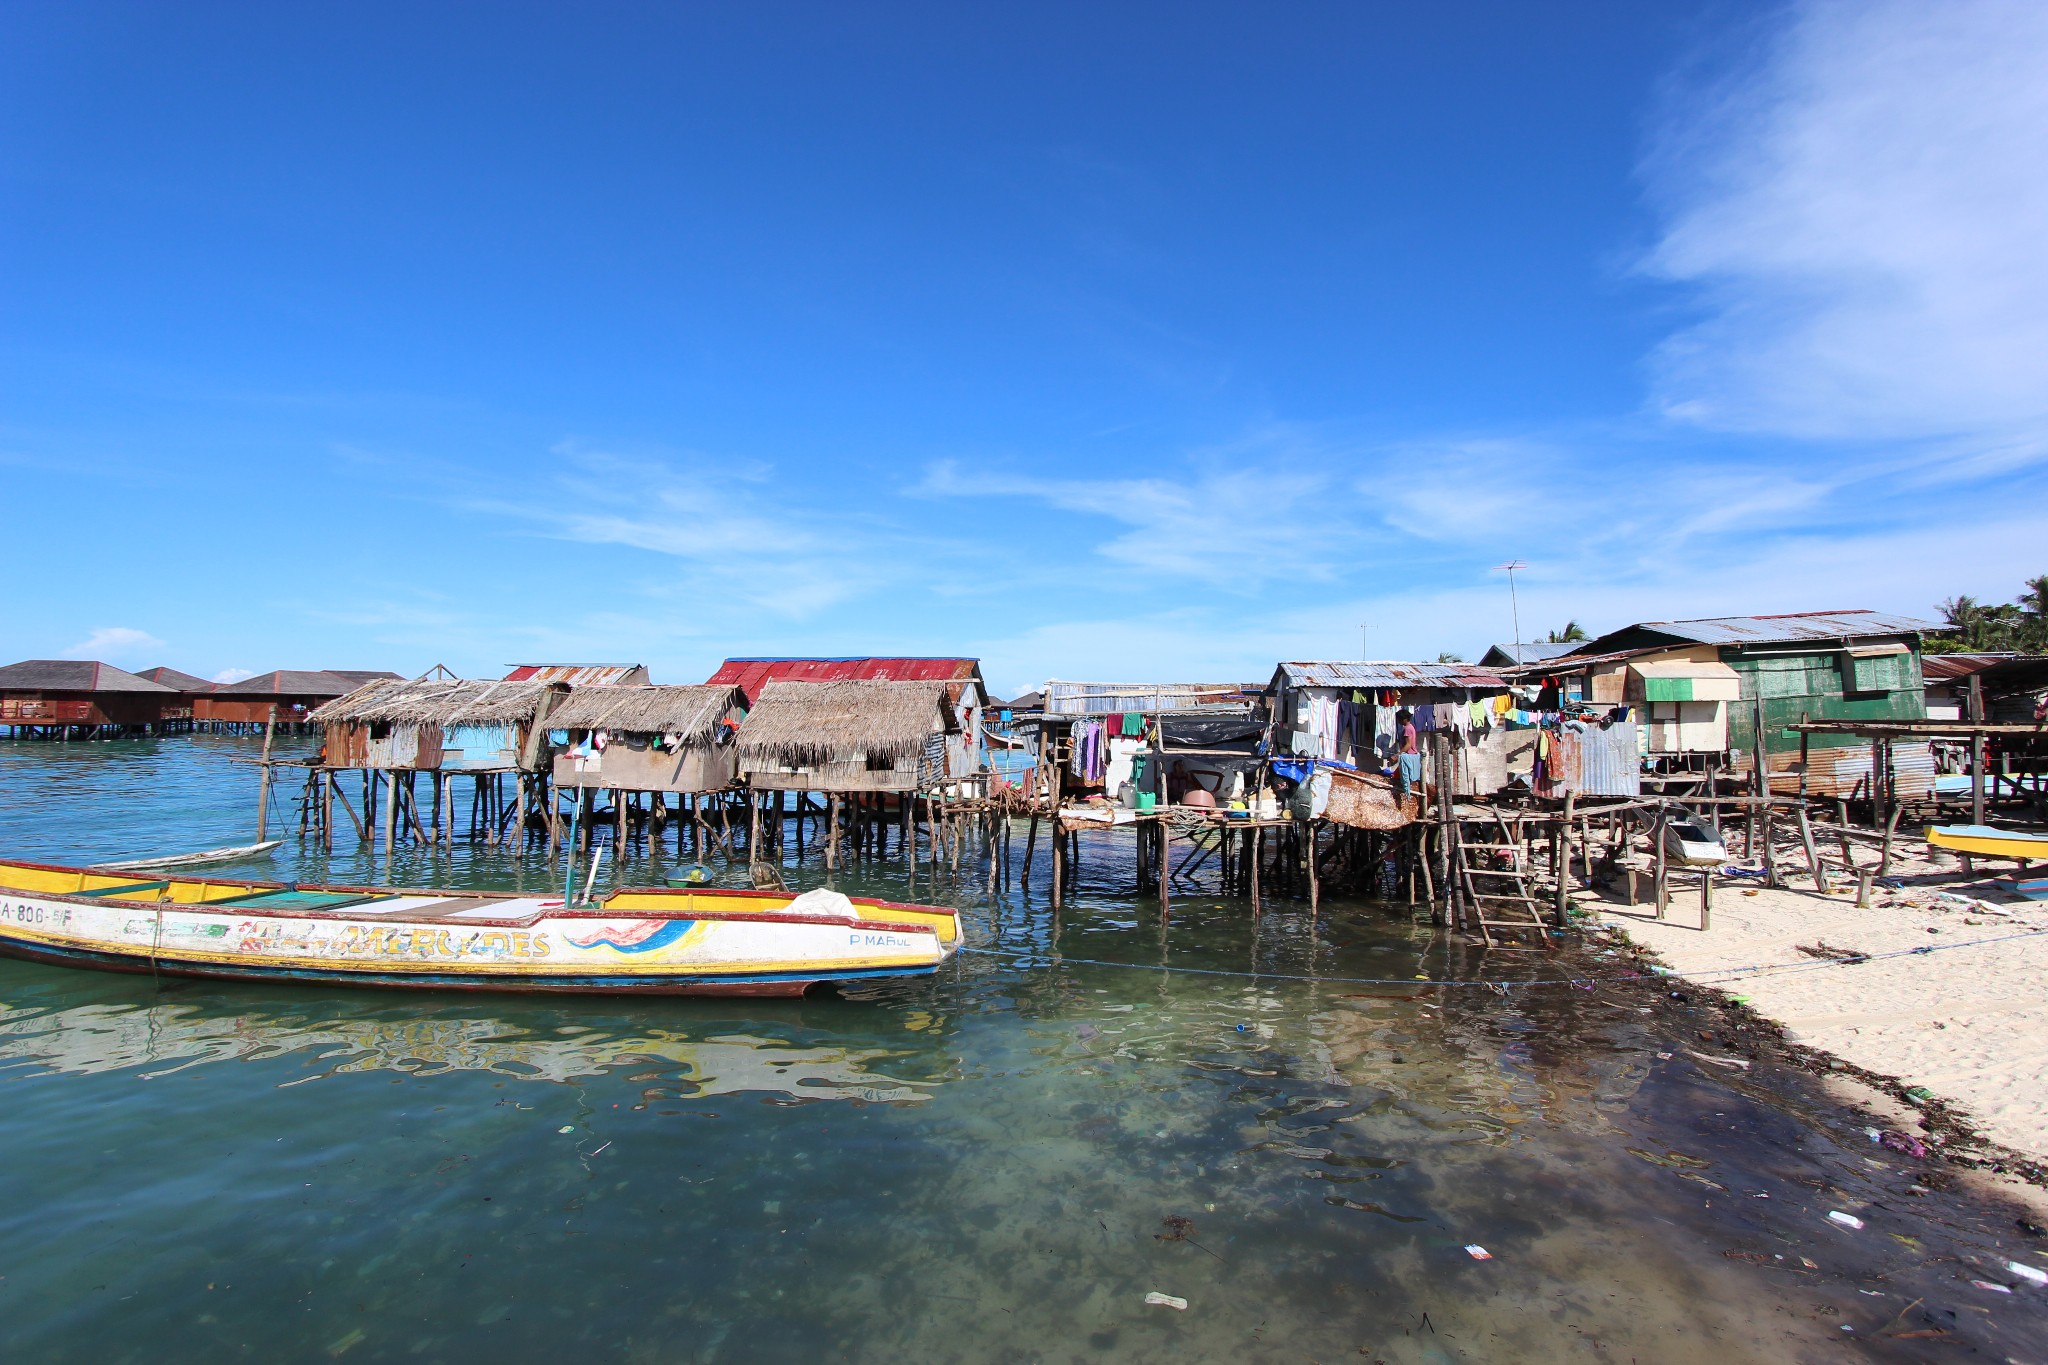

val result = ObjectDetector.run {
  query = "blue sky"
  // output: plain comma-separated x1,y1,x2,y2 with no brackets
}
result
4,1,2044,697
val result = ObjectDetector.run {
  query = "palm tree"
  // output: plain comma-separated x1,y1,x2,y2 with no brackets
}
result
1544,621,1587,643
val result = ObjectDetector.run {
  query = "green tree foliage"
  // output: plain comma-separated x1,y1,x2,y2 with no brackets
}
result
1543,621,1588,643
1436,651,1466,663
1925,576,2048,653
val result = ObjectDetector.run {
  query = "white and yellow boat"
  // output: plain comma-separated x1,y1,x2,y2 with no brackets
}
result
0,858,958,997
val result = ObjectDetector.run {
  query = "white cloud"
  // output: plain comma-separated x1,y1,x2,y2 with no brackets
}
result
63,626,165,662
211,667,256,684
1643,0,2048,443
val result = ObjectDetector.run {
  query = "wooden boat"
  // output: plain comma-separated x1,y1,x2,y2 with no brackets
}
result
0,858,959,996
91,840,283,872
1925,824,2048,862
1660,809,1727,867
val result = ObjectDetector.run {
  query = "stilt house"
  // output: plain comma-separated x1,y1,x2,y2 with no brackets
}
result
546,685,748,794
1032,680,1265,808
1525,610,1937,797
734,679,959,794
0,660,177,734
197,669,401,728
136,666,214,726
310,677,567,773
707,657,988,785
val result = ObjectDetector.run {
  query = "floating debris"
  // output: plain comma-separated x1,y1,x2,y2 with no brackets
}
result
1828,1211,1865,1230
1144,1292,1188,1310
1464,1245,1492,1260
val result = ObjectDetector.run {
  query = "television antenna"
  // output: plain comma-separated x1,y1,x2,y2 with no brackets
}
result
1491,561,1528,666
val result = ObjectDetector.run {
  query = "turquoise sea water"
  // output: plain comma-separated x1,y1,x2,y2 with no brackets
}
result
0,737,2044,1362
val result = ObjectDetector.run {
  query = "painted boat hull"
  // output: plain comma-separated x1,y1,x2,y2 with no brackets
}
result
0,859,958,997
1925,824,2048,860
92,840,284,871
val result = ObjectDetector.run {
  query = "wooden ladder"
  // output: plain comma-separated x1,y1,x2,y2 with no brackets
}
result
1453,814,1551,946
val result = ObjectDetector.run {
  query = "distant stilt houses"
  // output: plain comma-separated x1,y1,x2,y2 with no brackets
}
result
303,677,568,853
0,660,180,738
195,669,402,734
135,666,216,731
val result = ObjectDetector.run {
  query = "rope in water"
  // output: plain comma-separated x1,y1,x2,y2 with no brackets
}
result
956,925,2048,991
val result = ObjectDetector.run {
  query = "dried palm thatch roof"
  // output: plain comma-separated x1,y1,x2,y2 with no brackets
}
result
308,678,562,728
735,680,955,766
545,684,743,740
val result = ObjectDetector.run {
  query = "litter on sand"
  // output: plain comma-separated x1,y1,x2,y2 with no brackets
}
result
1827,1211,1865,1229
2010,1260,2048,1286
1465,1245,1492,1260
1144,1292,1188,1310
1973,1280,2014,1294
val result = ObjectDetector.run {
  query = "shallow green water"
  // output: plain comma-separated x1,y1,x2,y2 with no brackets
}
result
1,737,2044,1362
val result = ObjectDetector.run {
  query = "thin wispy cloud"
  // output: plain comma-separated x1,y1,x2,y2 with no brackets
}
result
918,450,1369,589
1642,0,2048,445
472,444,982,622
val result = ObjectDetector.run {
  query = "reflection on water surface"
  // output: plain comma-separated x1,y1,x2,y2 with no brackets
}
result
1,739,2044,1362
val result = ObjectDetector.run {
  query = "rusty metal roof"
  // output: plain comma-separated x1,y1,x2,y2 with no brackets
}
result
708,657,981,705
1597,610,1935,648
1922,653,2020,682
1272,661,1508,690
503,664,650,685
1042,680,1260,716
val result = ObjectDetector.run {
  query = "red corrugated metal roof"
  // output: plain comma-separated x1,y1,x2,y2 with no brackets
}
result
706,657,981,704
503,664,648,685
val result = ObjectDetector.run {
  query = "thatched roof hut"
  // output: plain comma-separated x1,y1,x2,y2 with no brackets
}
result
547,685,747,793
309,678,561,728
734,679,957,792
311,678,565,772
545,684,742,740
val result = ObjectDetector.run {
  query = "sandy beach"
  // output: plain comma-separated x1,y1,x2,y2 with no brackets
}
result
1590,840,2048,1172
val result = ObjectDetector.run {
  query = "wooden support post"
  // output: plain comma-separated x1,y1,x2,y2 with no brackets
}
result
255,705,277,841
1653,803,1668,920
381,769,397,859
1306,820,1319,917
826,793,841,870
1876,794,1904,878
1158,820,1170,918
322,772,336,852
1251,824,1264,915
1797,805,1827,893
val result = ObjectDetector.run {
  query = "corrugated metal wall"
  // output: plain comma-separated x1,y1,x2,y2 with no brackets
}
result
1725,648,1927,761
